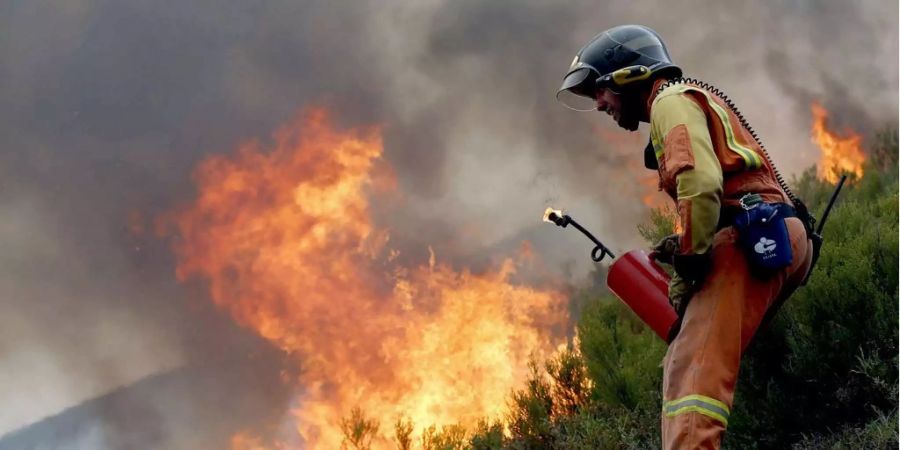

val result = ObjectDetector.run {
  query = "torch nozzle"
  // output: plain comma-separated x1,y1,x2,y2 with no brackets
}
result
548,213,570,228
542,207,616,262
543,207,568,227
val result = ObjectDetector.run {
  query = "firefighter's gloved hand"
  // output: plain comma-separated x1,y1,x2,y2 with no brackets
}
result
650,233,680,265
668,272,693,315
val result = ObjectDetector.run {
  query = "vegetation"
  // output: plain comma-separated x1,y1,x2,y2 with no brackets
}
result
342,128,898,449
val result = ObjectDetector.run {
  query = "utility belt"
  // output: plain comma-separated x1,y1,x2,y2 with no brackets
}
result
718,202,798,231
719,194,799,273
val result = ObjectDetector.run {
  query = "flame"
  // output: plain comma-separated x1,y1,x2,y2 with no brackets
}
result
231,432,272,450
542,207,562,223
811,103,865,183
639,174,667,210
160,108,568,449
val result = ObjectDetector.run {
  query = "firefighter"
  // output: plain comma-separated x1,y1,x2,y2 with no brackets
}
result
556,25,814,449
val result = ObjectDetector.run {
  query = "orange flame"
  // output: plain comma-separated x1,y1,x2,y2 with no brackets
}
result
160,109,568,449
637,173,681,234
640,174,666,210
231,432,272,450
811,103,865,183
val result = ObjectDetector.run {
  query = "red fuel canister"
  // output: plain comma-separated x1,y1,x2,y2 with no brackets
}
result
607,249,678,342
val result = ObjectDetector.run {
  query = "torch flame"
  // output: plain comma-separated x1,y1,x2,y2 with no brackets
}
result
542,207,563,223
160,108,568,449
811,102,865,183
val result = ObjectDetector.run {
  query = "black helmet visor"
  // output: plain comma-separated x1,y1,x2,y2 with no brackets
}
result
556,66,599,112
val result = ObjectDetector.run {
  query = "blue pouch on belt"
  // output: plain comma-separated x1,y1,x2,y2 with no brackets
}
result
733,194,793,271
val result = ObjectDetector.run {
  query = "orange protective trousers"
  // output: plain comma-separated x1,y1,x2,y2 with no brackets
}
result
661,217,812,449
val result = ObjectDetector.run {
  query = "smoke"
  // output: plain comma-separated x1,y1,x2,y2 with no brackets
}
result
0,0,895,447
761,1,897,140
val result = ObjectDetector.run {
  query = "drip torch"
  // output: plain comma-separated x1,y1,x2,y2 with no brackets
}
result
543,207,677,341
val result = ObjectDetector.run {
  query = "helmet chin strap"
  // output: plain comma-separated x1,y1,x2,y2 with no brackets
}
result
613,90,643,131
617,115,640,131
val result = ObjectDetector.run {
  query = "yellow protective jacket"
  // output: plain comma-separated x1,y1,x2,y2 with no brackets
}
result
647,78,791,276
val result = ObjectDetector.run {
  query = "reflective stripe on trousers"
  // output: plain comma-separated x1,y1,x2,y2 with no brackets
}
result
661,218,813,450
663,394,730,426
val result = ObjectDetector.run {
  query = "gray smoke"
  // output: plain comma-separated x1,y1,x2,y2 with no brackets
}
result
1,0,896,447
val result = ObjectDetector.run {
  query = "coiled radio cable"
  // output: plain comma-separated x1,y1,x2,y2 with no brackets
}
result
655,77,815,233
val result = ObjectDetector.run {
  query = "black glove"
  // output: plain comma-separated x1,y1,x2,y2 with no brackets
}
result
672,252,712,284
668,272,693,315
650,233,680,265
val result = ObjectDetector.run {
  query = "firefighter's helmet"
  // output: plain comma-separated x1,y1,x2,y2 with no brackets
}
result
557,25,681,111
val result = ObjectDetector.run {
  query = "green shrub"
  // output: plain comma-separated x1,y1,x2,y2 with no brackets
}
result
726,131,899,448
468,420,503,450
577,299,666,412
792,408,898,450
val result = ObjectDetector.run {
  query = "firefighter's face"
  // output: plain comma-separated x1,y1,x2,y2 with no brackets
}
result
596,88,640,131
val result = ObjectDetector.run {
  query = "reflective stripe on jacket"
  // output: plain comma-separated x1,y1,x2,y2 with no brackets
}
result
648,79,791,257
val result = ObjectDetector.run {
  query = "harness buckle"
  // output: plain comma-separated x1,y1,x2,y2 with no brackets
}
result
739,193,763,211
